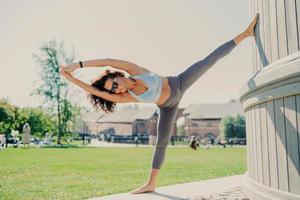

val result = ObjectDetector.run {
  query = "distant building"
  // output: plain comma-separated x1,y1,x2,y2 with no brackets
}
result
75,104,184,145
96,105,158,137
182,100,243,138
74,110,105,136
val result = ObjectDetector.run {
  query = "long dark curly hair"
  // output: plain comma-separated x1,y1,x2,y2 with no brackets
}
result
87,69,126,113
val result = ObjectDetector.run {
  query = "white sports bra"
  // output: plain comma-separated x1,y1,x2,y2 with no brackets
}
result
128,72,163,103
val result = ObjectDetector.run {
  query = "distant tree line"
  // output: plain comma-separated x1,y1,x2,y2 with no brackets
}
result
0,98,83,142
0,98,56,138
220,114,246,139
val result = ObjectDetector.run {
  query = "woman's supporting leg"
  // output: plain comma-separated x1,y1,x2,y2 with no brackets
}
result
131,102,180,194
152,101,180,169
177,39,237,93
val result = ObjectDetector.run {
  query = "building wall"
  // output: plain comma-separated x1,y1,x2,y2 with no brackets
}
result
186,119,221,137
251,0,300,72
86,122,102,135
148,116,158,136
133,115,158,135
98,123,133,136
240,1,300,199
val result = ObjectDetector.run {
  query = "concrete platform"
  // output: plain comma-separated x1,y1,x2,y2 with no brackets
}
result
88,175,249,200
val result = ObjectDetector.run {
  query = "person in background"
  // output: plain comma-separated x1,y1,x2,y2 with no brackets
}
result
22,123,31,149
189,135,199,150
134,136,138,147
0,134,5,150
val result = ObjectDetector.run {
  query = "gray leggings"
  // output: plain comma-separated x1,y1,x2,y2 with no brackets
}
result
152,39,237,169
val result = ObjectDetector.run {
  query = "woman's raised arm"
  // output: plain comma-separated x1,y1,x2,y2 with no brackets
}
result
60,69,127,103
61,58,148,74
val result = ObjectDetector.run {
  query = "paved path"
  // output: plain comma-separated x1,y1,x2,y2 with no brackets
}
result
88,139,187,148
88,139,151,147
88,175,249,200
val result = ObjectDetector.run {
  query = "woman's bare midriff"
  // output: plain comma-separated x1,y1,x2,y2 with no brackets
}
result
155,76,171,106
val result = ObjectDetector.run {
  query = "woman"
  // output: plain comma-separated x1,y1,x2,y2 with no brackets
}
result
60,14,258,194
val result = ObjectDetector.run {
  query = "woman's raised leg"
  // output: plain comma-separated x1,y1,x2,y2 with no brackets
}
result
177,39,237,93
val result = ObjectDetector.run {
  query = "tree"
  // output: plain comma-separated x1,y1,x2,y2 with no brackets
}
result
60,99,82,138
0,98,60,139
220,114,246,139
235,114,246,138
220,116,235,139
0,98,17,137
176,124,186,136
31,39,80,144
16,107,56,138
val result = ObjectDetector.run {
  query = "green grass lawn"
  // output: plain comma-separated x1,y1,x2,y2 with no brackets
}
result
0,146,246,200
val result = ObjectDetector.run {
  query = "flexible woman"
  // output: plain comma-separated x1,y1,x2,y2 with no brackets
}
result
60,14,258,194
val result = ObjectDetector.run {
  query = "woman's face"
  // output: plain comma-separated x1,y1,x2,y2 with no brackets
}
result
104,77,127,93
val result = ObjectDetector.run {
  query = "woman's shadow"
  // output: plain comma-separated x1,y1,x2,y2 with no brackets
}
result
147,191,189,200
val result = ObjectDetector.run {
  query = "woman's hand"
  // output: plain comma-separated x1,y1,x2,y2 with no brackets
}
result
60,63,79,73
245,13,259,37
60,65,74,81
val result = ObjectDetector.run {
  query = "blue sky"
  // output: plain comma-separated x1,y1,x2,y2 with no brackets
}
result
0,0,253,109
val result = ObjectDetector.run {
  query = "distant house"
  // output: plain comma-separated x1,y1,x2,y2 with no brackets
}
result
97,104,184,144
182,100,243,138
75,110,105,136
75,104,184,144
96,105,158,137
